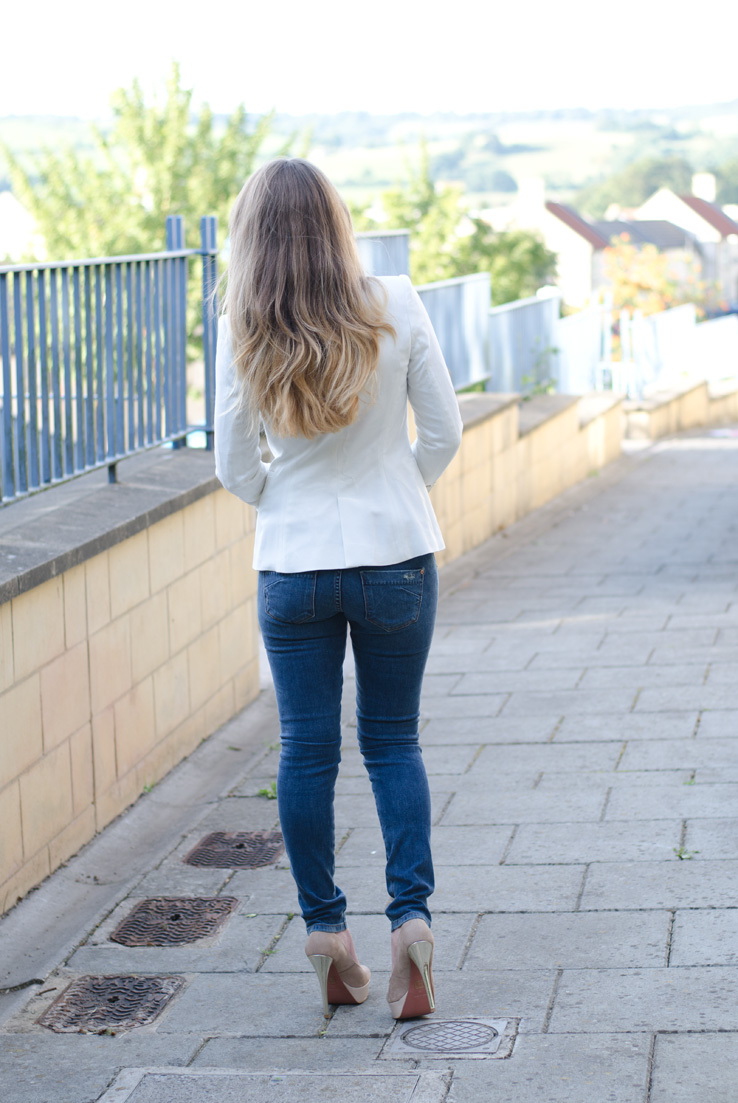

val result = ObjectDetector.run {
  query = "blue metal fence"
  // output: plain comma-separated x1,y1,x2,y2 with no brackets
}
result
0,215,218,505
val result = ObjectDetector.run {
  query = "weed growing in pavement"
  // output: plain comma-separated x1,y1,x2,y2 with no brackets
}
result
258,781,278,800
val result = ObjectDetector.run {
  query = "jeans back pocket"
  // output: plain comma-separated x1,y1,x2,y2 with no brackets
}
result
360,568,424,632
262,572,317,624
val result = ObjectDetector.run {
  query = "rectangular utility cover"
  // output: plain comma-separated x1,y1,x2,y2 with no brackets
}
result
98,1068,450,1103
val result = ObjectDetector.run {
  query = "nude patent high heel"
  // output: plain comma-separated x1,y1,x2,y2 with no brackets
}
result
305,930,371,1018
387,918,436,1020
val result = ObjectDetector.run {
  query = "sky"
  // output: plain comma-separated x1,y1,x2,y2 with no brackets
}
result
3,0,738,120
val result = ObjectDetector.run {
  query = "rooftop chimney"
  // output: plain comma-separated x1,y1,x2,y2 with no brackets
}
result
692,173,717,203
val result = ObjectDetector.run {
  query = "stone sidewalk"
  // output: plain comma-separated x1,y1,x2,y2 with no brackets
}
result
1,428,738,1102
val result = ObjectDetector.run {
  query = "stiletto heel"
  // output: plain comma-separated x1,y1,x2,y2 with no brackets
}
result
408,941,435,1012
307,953,333,1017
305,931,371,1018
387,918,436,1020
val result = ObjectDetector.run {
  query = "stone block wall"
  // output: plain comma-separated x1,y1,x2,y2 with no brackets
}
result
0,488,258,914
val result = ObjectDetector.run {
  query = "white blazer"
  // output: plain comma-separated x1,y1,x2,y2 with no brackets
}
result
214,274,463,572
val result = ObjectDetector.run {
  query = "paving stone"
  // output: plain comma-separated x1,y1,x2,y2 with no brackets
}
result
670,909,738,966
336,825,514,867
635,686,738,711
418,694,509,718
548,966,738,1033
425,651,538,675
580,860,738,910
696,711,738,738
555,712,699,741
446,1033,650,1103
579,664,708,689
684,818,738,860
219,869,300,914
420,674,463,696
156,972,337,1036
440,786,606,826
526,643,654,668
427,864,584,912
464,911,670,970
0,1035,199,1103
648,645,738,666
328,967,558,1037
707,661,738,684
619,738,738,772
501,688,637,717
192,1036,396,1069
506,821,681,865
260,911,475,973
420,716,560,744
131,865,233,898
605,783,738,820
649,1032,738,1103
535,770,692,791
468,741,623,776
451,669,584,694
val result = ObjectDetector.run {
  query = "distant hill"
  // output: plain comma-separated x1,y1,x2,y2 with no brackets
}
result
3,102,737,208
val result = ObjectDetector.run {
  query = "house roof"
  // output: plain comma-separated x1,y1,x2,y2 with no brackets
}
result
678,195,738,238
545,202,609,248
593,219,691,250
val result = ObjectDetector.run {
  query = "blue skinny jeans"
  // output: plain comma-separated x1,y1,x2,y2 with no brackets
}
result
258,553,437,934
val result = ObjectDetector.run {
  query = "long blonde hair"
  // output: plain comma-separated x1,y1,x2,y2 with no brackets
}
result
223,158,395,438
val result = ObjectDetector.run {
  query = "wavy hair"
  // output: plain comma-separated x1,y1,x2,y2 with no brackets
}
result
223,158,395,438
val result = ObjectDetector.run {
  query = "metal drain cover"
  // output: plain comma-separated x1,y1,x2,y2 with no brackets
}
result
383,1018,517,1060
110,897,238,946
37,975,185,1033
184,831,284,868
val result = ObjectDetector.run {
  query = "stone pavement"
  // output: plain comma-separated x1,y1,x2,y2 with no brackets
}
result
1,427,738,1102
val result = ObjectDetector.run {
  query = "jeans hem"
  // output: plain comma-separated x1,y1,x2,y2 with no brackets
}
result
390,911,430,932
305,921,347,934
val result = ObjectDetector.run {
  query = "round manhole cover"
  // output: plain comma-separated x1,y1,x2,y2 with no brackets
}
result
402,1020,499,1052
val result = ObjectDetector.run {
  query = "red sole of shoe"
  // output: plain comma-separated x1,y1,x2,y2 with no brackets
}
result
326,963,362,1006
396,960,435,1019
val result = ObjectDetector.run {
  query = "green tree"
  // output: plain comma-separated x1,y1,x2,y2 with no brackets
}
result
3,62,274,261
455,219,557,305
716,158,738,205
374,142,467,284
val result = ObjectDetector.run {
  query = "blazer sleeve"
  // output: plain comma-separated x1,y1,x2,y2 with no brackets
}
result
404,277,463,488
214,315,270,506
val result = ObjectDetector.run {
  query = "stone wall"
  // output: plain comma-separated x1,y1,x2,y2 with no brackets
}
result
0,486,259,914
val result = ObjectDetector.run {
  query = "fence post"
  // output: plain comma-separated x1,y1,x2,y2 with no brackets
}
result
165,215,187,449
200,216,218,451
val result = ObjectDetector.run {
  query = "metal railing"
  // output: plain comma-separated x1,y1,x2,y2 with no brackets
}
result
488,290,560,393
0,215,218,505
355,230,410,277
416,273,491,391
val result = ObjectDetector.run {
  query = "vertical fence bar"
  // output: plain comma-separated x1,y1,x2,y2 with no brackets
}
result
126,262,135,450
13,273,28,492
115,263,124,457
176,221,187,438
25,270,39,489
61,267,74,474
49,269,63,480
105,266,115,467
145,261,154,444
73,267,85,470
95,267,105,463
135,261,144,447
84,266,95,467
38,271,51,485
201,216,218,450
153,259,163,441
0,273,15,500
